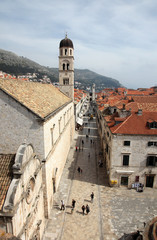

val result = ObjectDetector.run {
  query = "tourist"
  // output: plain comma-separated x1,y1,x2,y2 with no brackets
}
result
86,204,90,215
82,205,85,215
90,192,94,203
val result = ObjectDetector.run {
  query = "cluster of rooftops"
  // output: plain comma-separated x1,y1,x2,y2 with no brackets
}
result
96,87,157,135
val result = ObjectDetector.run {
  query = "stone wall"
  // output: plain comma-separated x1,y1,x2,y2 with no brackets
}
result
3,144,45,240
0,91,44,158
110,135,157,188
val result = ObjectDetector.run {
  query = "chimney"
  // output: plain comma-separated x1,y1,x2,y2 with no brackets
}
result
137,109,142,116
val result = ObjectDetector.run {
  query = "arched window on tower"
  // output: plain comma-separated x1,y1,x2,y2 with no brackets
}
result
63,78,69,85
65,49,67,55
70,49,72,55
63,63,65,70
67,63,69,70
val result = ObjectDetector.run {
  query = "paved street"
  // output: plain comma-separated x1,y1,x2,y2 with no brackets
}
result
43,114,157,240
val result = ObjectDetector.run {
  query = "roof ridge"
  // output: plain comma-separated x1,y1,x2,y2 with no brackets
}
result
112,113,133,133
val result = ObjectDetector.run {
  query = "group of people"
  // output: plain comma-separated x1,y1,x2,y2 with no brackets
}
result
77,166,83,173
60,192,94,216
81,204,90,215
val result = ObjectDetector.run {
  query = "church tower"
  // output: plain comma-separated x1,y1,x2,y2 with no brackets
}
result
59,34,74,100
92,83,96,102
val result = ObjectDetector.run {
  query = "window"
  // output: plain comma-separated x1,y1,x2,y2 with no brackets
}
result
121,176,128,186
70,49,72,55
51,128,53,146
148,141,157,147
147,121,157,129
63,63,65,70
65,49,67,55
63,78,69,85
146,155,157,167
123,155,129,166
106,144,108,153
135,176,139,182
67,63,69,70
124,141,130,146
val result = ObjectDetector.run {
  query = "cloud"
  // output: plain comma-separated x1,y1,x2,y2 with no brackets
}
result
0,0,157,88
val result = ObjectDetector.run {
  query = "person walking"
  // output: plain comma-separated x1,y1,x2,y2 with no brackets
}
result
86,204,90,215
60,200,65,210
82,205,85,215
72,199,76,208
71,199,76,214
90,192,94,203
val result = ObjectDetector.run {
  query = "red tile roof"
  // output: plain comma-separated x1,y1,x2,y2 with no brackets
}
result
110,112,157,135
133,96,157,103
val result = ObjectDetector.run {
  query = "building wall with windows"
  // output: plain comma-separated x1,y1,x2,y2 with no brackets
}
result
0,79,75,238
108,134,157,188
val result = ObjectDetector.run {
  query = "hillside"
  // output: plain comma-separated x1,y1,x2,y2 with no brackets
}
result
0,49,122,89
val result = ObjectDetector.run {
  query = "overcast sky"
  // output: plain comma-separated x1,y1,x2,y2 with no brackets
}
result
0,0,157,89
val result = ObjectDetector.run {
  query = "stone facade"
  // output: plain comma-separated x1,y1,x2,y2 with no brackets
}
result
1,144,45,240
96,108,157,189
109,134,157,188
0,82,75,239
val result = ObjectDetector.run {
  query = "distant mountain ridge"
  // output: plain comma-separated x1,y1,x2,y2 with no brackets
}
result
0,49,122,89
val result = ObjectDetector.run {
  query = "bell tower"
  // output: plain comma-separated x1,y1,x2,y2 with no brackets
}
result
59,34,74,100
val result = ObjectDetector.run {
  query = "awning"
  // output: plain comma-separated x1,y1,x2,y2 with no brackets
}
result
76,117,83,126
116,170,134,174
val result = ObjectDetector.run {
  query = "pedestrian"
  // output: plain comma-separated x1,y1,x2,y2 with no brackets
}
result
90,192,94,202
80,168,83,174
86,204,90,215
86,134,88,138
72,199,76,208
82,140,84,145
88,128,90,133
76,146,78,151
79,146,81,151
88,153,90,158
90,139,92,144
82,205,85,215
77,166,81,173
60,200,65,210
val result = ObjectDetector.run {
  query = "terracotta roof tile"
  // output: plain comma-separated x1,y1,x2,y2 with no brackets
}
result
0,154,15,211
133,96,157,103
110,112,157,135
0,79,71,119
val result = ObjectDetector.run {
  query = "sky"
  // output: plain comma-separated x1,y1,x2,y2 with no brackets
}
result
0,0,157,89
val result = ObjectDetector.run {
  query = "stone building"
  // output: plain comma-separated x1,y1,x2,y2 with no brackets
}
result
0,78,75,238
0,144,45,240
102,110,157,188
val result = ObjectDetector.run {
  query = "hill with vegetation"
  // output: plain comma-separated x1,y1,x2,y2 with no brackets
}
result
0,49,122,89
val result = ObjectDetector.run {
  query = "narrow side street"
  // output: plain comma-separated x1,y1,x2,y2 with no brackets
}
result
43,110,157,240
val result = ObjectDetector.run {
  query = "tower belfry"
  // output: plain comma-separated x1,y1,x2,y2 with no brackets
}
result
59,35,74,100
